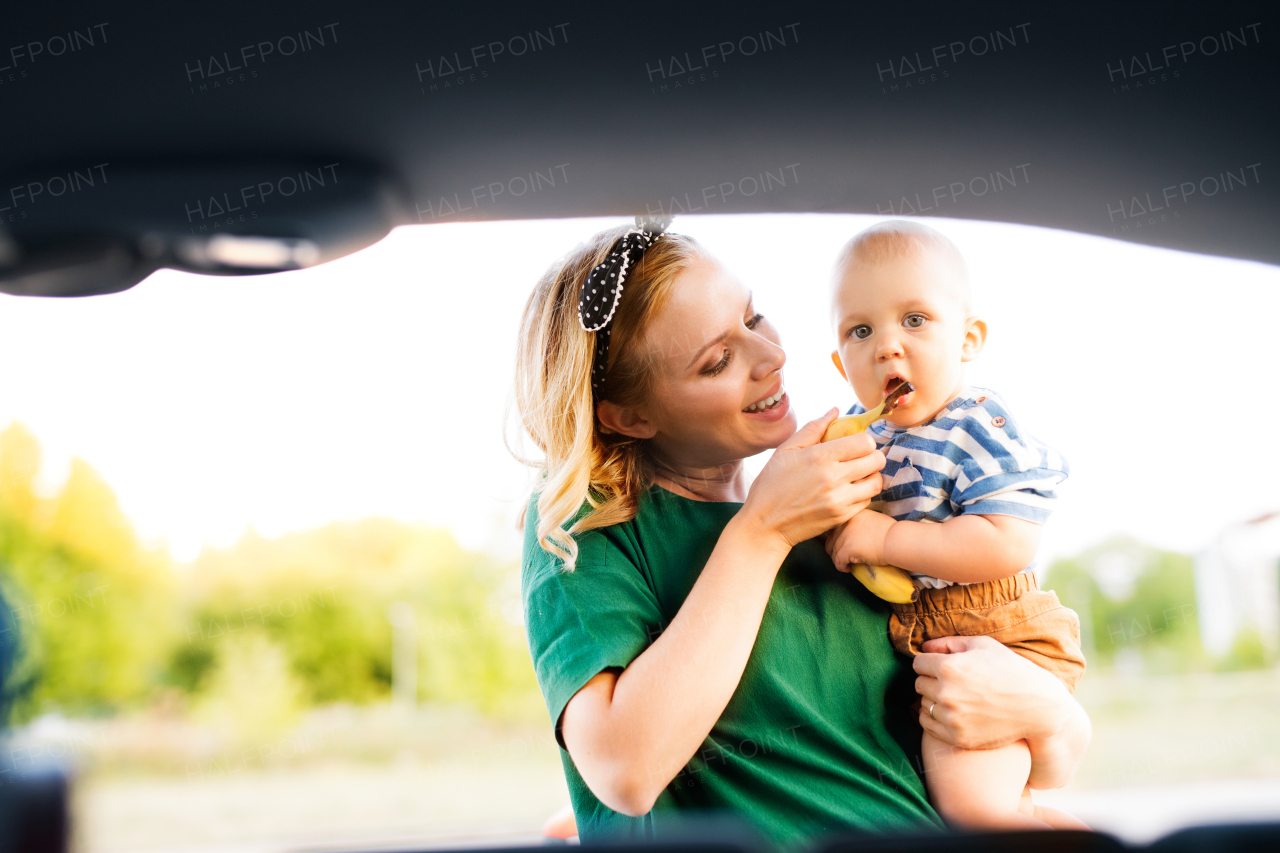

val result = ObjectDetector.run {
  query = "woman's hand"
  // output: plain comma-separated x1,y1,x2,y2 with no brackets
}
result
914,635,1069,748
740,408,885,551
913,635,1091,789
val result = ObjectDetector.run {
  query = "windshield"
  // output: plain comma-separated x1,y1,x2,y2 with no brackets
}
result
2,214,1278,850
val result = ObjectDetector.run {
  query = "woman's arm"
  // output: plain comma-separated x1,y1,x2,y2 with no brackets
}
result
561,412,885,816
911,635,1090,790
562,512,791,816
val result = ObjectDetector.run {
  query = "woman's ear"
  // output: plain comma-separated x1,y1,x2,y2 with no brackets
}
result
961,317,988,362
830,351,848,381
596,400,658,439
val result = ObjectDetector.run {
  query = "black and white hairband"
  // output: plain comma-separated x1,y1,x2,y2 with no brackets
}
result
578,216,671,401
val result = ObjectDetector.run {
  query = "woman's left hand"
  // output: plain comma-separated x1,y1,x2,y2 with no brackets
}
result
913,635,1072,750
913,635,1091,789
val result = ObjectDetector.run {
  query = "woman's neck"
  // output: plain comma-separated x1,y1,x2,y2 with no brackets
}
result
651,455,749,503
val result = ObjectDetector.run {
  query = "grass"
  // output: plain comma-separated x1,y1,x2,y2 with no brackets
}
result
1069,667,1280,789
12,667,1278,851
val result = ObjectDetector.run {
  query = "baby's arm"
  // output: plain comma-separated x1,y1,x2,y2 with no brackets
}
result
829,510,1041,583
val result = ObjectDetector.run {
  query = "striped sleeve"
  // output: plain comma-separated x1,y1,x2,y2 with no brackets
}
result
949,399,1068,524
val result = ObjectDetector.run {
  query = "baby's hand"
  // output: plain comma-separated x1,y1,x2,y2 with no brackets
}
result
825,508,896,570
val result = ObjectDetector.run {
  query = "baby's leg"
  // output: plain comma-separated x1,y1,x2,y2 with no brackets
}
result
922,731,1051,831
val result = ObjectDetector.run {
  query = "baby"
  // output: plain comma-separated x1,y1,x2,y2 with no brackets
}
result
824,220,1087,830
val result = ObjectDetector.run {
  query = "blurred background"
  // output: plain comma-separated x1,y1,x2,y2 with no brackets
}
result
1,214,1278,851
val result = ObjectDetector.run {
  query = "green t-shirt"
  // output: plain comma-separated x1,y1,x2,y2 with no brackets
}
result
521,486,943,846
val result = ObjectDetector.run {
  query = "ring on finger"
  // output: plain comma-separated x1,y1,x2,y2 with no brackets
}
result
928,702,936,721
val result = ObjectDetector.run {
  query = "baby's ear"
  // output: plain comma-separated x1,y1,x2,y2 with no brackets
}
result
961,317,988,362
830,351,848,381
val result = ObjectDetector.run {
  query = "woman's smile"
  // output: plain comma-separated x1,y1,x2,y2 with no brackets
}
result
742,390,790,422
743,376,786,413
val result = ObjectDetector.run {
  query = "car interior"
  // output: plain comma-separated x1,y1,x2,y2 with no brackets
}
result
0,1,1276,851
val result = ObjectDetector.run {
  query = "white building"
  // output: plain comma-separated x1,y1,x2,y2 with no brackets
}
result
1194,512,1280,657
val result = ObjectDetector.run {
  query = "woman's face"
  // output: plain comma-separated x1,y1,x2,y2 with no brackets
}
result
632,257,796,470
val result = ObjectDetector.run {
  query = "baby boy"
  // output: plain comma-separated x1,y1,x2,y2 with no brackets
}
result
825,220,1086,830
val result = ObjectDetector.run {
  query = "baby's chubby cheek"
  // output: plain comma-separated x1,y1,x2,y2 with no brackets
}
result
842,360,879,407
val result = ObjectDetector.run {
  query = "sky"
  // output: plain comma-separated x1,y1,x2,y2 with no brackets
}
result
0,214,1277,564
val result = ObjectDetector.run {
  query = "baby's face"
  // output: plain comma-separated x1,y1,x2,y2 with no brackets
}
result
830,249,983,428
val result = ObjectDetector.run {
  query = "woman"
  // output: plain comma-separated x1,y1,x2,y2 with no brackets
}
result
514,223,1090,844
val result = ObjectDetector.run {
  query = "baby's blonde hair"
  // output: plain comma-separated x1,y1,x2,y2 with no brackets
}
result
512,225,708,571
835,219,969,278
833,220,972,317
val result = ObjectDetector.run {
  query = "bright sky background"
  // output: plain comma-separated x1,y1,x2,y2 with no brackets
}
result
0,214,1277,564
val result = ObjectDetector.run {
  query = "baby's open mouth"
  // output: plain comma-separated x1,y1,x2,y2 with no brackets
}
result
882,379,914,413
744,381,786,413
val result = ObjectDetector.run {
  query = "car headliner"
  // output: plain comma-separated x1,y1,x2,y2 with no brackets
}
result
0,0,1274,296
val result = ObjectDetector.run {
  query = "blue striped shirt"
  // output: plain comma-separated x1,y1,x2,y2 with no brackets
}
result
847,386,1068,589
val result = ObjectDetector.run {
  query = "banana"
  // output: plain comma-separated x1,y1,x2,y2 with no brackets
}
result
822,380,920,604
822,403,889,442
821,379,914,442
850,563,919,604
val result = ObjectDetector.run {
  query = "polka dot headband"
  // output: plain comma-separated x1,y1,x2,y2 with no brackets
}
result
578,216,671,401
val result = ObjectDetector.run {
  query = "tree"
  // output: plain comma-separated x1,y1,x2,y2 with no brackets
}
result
0,424,176,719
1043,536,1209,673
179,518,541,717
0,422,42,523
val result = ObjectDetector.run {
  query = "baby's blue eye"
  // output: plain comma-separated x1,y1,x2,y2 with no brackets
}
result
851,325,872,340
903,314,926,329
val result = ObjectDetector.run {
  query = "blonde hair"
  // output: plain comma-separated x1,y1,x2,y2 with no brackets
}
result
835,220,969,279
513,225,707,570
832,220,972,317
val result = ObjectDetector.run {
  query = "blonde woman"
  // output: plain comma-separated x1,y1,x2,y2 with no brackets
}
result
514,223,1090,844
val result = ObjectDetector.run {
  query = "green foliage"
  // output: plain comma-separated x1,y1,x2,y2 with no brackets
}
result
180,519,541,718
163,642,214,693
1,422,541,725
193,629,307,740
1216,627,1274,672
0,424,177,720
1042,536,1210,674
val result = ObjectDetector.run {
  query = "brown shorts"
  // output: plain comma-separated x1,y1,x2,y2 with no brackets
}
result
888,573,1086,692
